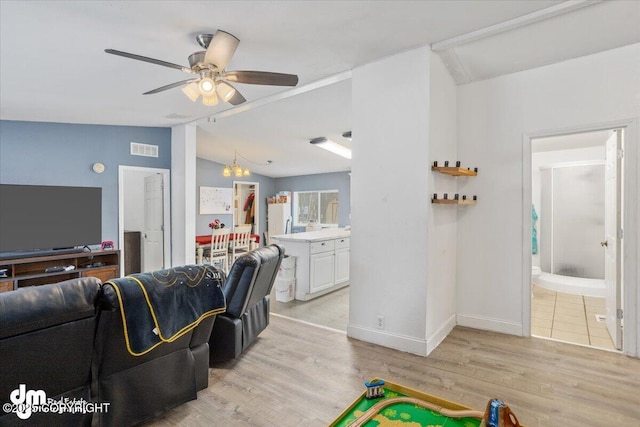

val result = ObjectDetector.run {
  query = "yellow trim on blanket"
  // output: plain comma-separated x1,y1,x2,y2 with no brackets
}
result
145,266,209,287
105,278,226,357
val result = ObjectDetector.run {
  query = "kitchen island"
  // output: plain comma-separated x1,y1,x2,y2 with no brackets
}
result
271,228,350,301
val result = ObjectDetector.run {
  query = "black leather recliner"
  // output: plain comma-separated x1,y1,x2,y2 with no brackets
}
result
209,244,284,363
0,277,101,427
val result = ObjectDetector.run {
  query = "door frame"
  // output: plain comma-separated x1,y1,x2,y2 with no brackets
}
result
118,166,171,276
233,180,259,235
522,119,638,357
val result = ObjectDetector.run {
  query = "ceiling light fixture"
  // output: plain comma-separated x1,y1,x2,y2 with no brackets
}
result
198,71,216,95
223,151,250,177
310,137,352,159
182,70,229,106
182,82,200,102
216,81,236,102
342,131,352,141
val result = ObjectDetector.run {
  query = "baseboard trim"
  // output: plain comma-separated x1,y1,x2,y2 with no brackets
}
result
456,314,523,335
347,325,428,356
426,314,456,355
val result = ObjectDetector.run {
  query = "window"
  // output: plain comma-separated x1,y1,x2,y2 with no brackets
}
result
293,190,339,227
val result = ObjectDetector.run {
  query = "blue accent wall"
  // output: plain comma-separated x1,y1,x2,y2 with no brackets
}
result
196,157,276,239
274,171,351,231
0,120,171,248
195,158,351,238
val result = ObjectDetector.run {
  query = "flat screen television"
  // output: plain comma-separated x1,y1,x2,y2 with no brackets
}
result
0,184,102,258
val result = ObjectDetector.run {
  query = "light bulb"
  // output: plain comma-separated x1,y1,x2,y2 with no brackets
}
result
198,77,215,95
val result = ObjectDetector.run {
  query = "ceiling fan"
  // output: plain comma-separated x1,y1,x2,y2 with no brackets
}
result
105,30,299,106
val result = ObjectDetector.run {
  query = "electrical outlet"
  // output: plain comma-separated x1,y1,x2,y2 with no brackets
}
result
376,315,385,329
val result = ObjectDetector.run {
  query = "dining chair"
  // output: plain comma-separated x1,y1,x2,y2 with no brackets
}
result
209,228,231,272
229,224,252,264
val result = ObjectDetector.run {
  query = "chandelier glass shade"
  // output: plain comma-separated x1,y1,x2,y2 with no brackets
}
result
223,152,250,177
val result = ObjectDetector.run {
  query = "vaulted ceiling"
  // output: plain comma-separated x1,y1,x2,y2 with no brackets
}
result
1,1,638,177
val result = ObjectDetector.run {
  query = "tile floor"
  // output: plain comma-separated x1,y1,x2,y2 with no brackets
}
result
531,284,617,351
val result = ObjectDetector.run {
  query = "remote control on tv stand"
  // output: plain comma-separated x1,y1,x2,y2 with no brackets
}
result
45,265,75,273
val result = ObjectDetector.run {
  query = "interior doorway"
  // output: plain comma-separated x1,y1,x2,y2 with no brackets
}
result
529,128,623,351
119,166,171,275
233,181,259,236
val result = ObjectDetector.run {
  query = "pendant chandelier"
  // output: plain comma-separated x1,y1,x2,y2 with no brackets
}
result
223,151,250,177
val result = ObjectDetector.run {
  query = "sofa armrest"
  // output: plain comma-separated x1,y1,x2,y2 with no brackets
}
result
209,315,242,363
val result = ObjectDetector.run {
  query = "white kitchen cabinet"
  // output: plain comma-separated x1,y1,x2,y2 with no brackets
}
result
271,229,350,301
334,247,350,285
310,251,335,292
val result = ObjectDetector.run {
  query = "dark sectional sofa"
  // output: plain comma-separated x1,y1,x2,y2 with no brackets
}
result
0,244,285,427
0,266,223,427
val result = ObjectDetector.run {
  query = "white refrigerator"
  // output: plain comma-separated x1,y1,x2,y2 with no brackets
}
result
268,202,291,237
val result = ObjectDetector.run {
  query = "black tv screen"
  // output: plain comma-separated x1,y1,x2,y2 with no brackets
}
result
0,184,102,254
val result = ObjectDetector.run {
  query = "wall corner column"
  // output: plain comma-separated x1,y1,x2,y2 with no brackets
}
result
171,123,197,266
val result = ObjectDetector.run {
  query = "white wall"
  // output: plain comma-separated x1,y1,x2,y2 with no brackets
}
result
349,46,431,355
349,47,458,356
426,52,458,352
456,43,639,356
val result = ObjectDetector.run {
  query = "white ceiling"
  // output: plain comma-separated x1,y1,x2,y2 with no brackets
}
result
1,1,638,177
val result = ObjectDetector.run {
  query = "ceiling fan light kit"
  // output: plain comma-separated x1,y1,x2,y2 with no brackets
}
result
202,94,219,106
310,137,352,159
182,82,200,102
105,29,299,106
216,81,236,102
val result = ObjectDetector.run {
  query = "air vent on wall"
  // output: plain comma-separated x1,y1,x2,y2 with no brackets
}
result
130,142,158,158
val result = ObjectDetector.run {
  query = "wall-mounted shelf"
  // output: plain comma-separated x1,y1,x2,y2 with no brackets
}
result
431,161,478,206
431,166,477,176
431,197,476,205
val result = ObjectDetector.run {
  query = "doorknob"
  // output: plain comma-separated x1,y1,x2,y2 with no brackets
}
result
600,241,608,247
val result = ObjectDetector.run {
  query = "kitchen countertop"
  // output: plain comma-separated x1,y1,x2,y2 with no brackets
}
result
271,228,350,242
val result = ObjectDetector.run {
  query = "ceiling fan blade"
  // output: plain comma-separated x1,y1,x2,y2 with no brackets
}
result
221,70,299,86
105,49,193,73
143,79,197,95
227,86,247,105
203,30,240,70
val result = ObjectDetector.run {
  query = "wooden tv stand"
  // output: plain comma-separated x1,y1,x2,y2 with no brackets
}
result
0,249,120,292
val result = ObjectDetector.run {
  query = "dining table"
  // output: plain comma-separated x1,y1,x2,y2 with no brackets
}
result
195,232,261,265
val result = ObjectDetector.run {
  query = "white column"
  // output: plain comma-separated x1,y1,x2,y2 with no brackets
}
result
348,46,431,355
171,123,197,266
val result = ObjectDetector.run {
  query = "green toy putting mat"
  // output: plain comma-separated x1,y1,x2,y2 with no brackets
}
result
330,380,483,427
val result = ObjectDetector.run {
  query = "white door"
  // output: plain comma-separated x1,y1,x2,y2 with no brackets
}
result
144,174,164,272
604,129,622,350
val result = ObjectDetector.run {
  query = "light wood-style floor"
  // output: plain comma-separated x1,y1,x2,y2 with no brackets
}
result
270,286,350,331
146,315,640,427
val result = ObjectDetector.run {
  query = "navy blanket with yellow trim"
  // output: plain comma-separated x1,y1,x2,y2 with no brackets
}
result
105,265,226,356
